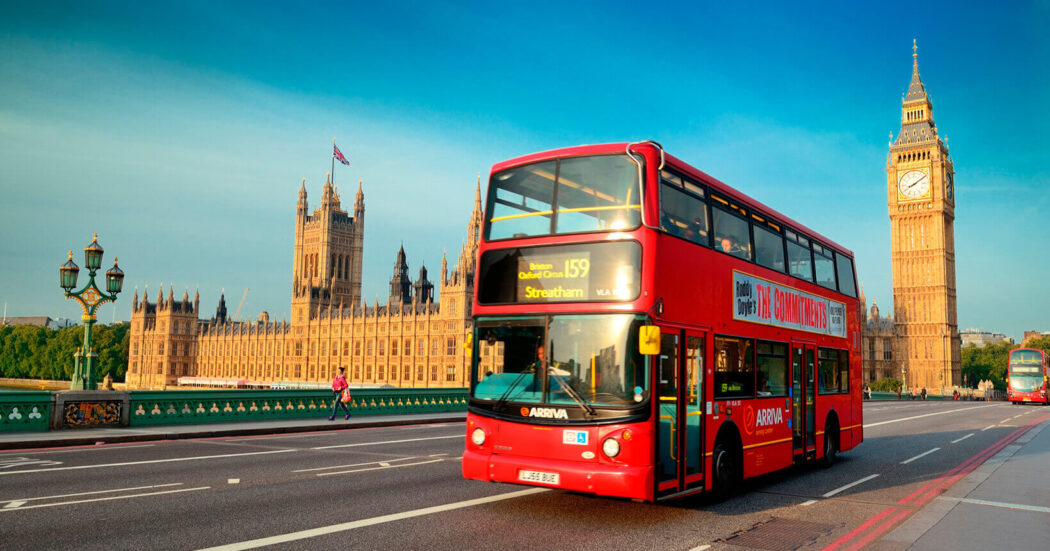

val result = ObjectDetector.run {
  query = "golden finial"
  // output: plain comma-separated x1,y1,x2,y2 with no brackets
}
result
114,257,119,266
912,39,918,68
92,232,98,240
67,250,73,261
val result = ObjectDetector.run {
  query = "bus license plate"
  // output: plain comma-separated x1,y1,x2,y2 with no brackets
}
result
518,470,559,485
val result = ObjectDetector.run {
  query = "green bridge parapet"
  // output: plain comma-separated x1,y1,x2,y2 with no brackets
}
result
0,388,467,432
0,392,52,432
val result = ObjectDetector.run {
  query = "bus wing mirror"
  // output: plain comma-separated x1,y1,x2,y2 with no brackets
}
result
639,325,660,355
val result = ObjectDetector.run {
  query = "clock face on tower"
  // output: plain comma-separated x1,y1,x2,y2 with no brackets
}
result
897,169,931,199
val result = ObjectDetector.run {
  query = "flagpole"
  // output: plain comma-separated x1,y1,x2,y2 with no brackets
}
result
331,137,336,188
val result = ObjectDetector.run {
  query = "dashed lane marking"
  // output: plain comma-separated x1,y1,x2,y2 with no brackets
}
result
293,456,419,473
310,435,461,450
316,458,444,476
863,405,992,428
0,483,183,506
950,433,974,444
981,425,996,431
0,449,294,476
801,500,819,506
901,447,941,465
1,485,208,512
822,474,880,498
197,487,548,550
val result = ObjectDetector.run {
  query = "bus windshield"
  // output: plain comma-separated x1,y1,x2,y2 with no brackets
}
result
472,314,648,408
486,155,642,240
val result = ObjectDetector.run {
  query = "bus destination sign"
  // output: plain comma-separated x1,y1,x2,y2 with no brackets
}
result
478,241,641,304
733,271,846,337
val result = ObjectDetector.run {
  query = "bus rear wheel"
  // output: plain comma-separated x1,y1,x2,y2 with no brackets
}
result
711,441,740,501
821,424,839,468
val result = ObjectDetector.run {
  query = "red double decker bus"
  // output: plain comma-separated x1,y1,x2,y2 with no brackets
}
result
1007,348,1049,405
462,141,862,501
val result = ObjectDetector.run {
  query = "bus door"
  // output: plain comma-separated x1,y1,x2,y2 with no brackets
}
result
792,342,817,460
657,328,706,498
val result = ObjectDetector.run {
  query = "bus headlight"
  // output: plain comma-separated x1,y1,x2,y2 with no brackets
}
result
602,437,621,458
471,428,486,446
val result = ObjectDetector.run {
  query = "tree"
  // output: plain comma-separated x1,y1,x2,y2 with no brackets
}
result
962,341,1015,390
871,377,902,392
0,322,130,382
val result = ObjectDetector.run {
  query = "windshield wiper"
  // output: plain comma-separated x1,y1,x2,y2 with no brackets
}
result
494,367,534,411
551,375,596,416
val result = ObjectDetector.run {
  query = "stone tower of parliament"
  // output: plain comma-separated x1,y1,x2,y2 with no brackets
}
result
884,41,962,389
125,173,484,389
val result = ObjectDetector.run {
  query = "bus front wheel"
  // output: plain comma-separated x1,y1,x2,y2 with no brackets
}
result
711,441,740,501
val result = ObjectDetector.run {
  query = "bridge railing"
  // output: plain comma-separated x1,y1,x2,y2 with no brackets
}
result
0,388,467,432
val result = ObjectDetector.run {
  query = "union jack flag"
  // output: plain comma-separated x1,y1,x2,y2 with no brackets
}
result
333,143,350,165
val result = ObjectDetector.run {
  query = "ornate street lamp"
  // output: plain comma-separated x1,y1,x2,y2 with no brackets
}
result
59,234,125,390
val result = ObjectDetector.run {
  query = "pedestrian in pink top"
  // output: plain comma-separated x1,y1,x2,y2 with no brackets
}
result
329,367,351,420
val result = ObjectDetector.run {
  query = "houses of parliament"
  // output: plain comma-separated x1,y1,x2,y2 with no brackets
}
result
124,175,485,389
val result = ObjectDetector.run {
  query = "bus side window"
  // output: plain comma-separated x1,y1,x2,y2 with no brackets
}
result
714,336,754,399
711,200,752,261
835,251,858,297
786,230,813,282
812,243,836,290
660,183,708,245
753,220,785,273
817,347,841,394
757,341,789,396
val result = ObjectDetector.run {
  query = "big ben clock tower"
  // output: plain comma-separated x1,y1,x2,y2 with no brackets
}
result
887,40,961,390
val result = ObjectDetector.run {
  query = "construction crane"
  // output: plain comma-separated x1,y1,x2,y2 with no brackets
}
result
232,288,249,321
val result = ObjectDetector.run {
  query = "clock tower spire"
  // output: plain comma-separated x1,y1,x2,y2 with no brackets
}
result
886,40,961,391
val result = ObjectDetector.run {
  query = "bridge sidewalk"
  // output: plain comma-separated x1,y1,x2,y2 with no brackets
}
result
0,412,466,451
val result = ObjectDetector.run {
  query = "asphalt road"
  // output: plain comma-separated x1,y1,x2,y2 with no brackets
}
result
1,401,1047,551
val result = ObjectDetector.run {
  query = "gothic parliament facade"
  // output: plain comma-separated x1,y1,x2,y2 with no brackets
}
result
125,175,485,389
861,41,962,389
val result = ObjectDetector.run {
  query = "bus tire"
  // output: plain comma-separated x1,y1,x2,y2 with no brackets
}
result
711,439,740,501
821,418,839,468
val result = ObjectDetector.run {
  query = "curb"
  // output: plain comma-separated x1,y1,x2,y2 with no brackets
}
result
0,413,466,451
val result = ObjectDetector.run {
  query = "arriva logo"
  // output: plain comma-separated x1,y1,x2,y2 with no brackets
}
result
744,405,784,435
755,407,783,427
520,407,569,419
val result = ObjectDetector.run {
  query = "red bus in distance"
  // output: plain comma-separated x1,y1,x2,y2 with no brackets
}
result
462,141,863,501
1007,348,1049,405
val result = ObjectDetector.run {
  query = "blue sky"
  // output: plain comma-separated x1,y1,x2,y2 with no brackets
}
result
1,1,1047,341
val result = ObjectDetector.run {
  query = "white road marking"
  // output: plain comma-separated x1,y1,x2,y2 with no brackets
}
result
293,457,419,473
688,545,712,551
311,435,461,450
316,458,444,476
800,499,819,506
863,405,992,428
822,474,880,498
901,447,941,464
981,425,996,431
3,501,26,509
944,497,1050,514
0,457,62,469
950,433,974,444
228,479,240,484
379,462,390,467
0,483,183,504
1,486,209,511
0,449,295,476
1000,418,1013,424
198,487,548,550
